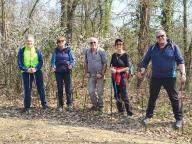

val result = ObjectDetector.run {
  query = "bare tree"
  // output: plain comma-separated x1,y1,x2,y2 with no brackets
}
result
161,0,174,36
183,0,192,89
22,0,40,35
137,0,151,61
60,0,79,42
0,0,7,49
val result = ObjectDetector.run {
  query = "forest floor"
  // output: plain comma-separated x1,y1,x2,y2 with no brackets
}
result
0,85,192,144
0,105,191,144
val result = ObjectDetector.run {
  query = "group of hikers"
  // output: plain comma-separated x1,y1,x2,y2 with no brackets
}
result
17,29,186,129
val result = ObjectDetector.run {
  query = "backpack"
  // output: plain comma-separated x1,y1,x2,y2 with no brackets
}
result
85,48,104,64
151,42,175,52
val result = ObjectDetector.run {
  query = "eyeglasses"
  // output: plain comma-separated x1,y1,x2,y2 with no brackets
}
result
58,40,64,43
26,40,33,43
90,41,96,44
156,35,164,39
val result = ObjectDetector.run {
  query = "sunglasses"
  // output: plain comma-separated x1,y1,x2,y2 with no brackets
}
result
26,40,33,42
90,41,96,44
116,43,123,46
156,35,164,39
58,40,64,43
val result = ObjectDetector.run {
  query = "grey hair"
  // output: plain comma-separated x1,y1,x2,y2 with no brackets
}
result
89,37,98,43
155,29,166,36
25,34,34,40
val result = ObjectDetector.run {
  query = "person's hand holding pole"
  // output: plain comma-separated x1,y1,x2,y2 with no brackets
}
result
138,68,145,78
110,67,116,74
180,73,186,85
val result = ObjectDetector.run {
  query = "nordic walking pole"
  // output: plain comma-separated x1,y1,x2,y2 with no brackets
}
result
110,65,113,121
138,65,147,132
180,82,185,134
82,73,87,114
138,64,145,117
141,81,144,117
110,75,113,121
83,90,87,114
33,72,41,110
70,69,74,111
28,72,31,113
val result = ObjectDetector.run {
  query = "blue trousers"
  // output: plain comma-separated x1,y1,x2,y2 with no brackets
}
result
22,70,47,109
55,71,72,108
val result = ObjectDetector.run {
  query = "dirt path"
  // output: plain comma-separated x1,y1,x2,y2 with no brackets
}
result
0,117,185,144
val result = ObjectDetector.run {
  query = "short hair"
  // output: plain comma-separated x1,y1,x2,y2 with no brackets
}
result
25,34,34,40
115,38,124,45
155,29,166,37
89,37,98,43
57,36,65,44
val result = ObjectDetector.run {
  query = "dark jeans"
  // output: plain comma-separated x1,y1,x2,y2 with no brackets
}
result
55,72,72,108
22,70,47,109
146,77,182,120
112,73,133,116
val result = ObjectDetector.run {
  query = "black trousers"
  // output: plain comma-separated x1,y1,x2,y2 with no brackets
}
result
146,77,182,120
55,72,72,108
112,73,133,116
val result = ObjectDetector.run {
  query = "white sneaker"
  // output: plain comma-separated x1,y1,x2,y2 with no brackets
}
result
175,120,182,128
143,117,150,125
58,107,63,112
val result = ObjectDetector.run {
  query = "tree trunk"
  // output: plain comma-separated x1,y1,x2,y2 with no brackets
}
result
187,38,192,90
137,0,151,90
137,0,150,61
103,0,112,37
161,0,174,37
66,0,79,43
0,0,6,49
182,0,190,90
60,0,67,28
22,0,40,35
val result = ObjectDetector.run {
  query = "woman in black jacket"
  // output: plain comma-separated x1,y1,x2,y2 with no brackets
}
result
110,38,133,117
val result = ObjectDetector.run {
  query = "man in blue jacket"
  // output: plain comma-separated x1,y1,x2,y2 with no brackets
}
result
139,30,186,128
18,34,48,113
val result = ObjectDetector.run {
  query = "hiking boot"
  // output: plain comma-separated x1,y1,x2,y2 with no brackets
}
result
98,107,103,113
142,117,150,125
21,108,30,114
57,106,63,112
175,120,182,129
127,111,133,117
89,106,97,111
67,105,73,113
119,111,125,116
42,105,48,110
59,107,63,112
